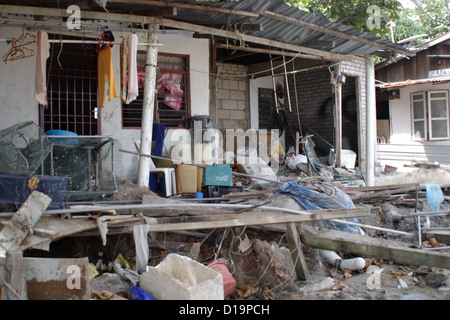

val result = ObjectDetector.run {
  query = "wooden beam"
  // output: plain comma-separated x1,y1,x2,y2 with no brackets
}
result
262,11,414,57
161,18,351,62
285,223,309,280
300,228,450,269
215,43,322,61
107,0,260,18
137,207,372,233
137,7,177,17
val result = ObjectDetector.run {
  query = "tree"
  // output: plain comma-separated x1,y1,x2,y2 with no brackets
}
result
394,0,450,45
286,0,403,37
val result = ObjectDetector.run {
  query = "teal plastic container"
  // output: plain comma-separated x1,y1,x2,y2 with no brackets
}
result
202,163,232,187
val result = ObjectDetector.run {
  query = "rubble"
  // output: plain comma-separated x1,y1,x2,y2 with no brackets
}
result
0,139,449,302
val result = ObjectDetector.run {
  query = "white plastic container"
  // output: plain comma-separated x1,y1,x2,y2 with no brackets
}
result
329,149,357,169
140,254,224,300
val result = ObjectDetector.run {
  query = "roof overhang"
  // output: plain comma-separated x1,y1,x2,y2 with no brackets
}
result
0,0,413,64
376,76,450,89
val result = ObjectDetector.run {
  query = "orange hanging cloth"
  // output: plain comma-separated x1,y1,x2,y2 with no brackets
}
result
98,45,118,107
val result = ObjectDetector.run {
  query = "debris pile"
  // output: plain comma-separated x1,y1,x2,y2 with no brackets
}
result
0,134,449,301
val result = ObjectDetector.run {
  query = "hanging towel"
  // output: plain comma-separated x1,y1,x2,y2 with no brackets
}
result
126,33,138,104
120,38,128,102
34,30,50,106
98,45,118,107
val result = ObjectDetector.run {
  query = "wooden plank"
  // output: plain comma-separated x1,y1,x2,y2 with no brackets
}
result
161,18,351,62
108,0,260,18
342,183,419,193
4,251,27,300
17,217,98,251
300,228,450,269
285,223,309,280
140,207,372,233
0,191,52,255
215,43,320,61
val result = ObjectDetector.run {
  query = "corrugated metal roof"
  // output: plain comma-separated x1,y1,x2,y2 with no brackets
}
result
149,0,410,56
0,0,411,57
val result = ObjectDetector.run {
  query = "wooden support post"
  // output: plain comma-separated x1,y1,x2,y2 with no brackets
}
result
285,223,309,280
137,26,160,187
333,64,342,168
4,251,27,300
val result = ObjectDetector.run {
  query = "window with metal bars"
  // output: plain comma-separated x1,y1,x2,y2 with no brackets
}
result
122,52,190,129
39,35,99,135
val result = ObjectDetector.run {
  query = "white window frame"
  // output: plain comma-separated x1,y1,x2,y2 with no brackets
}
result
411,90,449,141
411,92,427,141
427,90,449,140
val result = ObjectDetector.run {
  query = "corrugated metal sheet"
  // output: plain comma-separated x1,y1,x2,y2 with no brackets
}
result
153,0,408,56
0,0,409,56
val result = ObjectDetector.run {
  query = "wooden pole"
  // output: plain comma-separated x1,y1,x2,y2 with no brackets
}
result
333,64,342,168
137,27,159,187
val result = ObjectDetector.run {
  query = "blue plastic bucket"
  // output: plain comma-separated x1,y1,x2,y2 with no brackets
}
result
46,130,79,145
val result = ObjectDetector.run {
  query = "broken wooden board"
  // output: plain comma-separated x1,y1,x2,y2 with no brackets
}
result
300,227,450,269
16,217,98,251
135,207,372,233
0,191,52,255
22,257,90,300
285,223,309,280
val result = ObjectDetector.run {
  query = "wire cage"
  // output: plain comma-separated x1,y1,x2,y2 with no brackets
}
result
0,121,50,177
43,136,123,201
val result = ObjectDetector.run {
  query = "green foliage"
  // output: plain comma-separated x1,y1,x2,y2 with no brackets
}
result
393,0,450,45
286,0,450,44
287,0,402,36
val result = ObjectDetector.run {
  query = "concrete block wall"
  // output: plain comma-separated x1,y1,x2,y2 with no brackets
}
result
286,57,367,169
214,63,250,130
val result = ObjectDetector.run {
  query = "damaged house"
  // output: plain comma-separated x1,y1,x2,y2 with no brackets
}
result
0,0,449,302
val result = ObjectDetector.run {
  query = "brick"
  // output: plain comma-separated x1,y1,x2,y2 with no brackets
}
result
217,89,230,99
222,100,238,110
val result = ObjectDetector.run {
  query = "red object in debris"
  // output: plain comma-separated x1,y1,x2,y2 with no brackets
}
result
208,261,236,297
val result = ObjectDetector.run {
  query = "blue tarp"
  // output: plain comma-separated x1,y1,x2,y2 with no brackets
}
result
277,181,364,234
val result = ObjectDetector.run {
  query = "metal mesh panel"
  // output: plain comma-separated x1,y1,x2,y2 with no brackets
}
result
44,136,123,201
0,121,50,176
0,174,68,209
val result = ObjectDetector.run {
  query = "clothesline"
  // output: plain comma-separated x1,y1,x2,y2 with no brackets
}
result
0,38,163,46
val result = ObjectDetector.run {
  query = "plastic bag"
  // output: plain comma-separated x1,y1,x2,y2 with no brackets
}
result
425,184,444,212
128,286,155,300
